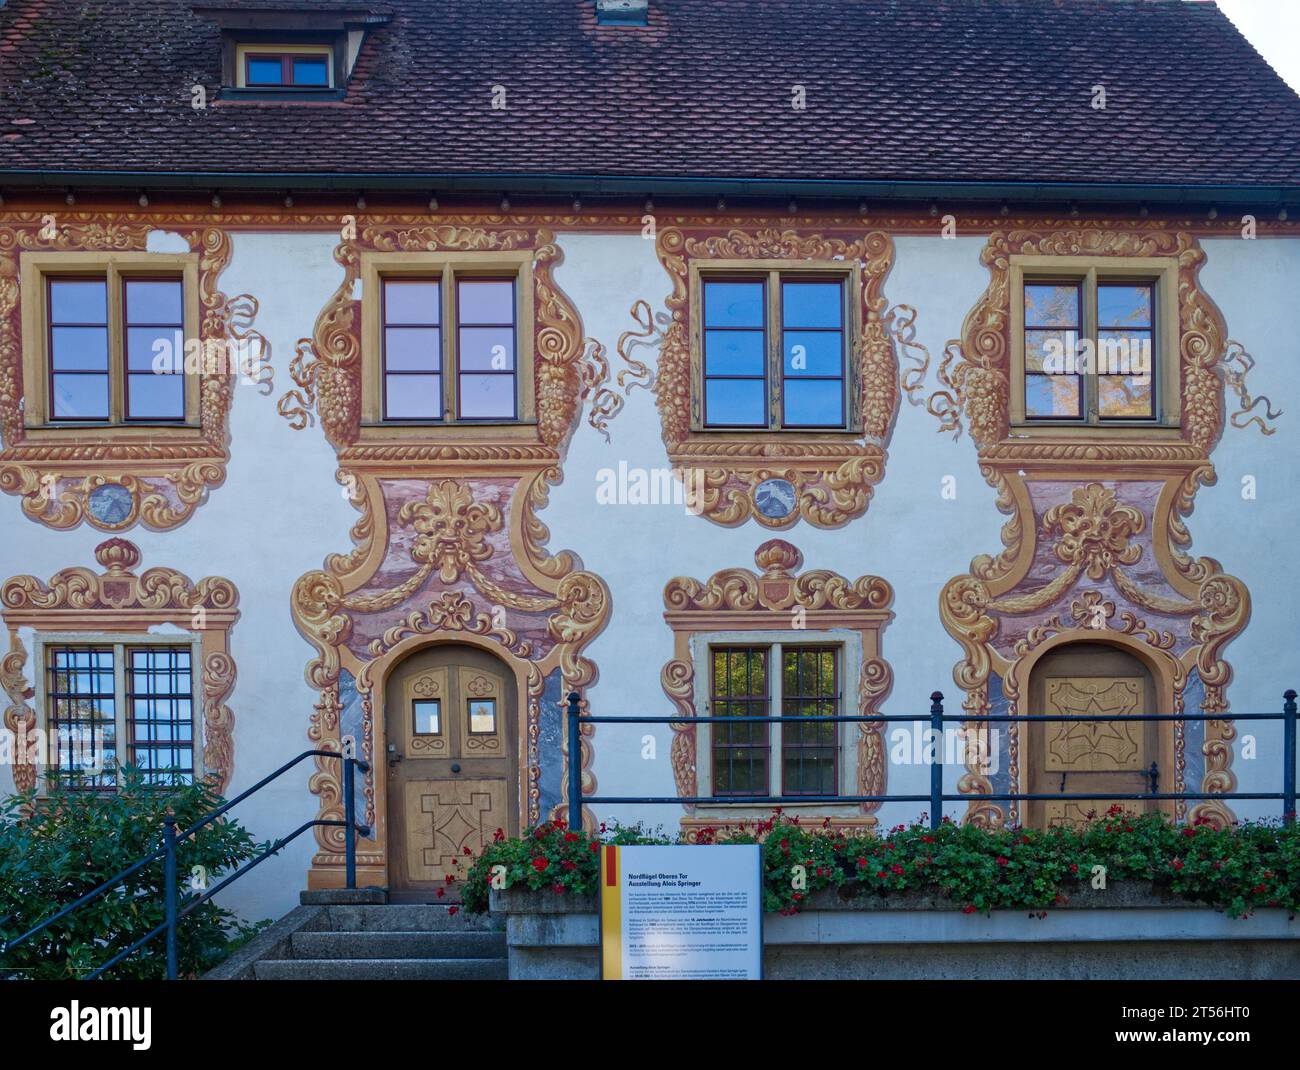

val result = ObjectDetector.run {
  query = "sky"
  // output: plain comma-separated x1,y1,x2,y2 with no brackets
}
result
1217,0,1300,93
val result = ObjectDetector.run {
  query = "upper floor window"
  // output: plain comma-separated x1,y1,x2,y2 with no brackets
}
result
22,253,198,429
710,643,841,798
235,44,334,89
361,250,534,431
42,642,198,791
381,276,517,421
1011,257,1179,430
700,273,849,430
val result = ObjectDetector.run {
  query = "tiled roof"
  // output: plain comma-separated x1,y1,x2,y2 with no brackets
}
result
0,0,1297,192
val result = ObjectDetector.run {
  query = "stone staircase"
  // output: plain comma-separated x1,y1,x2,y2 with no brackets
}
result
210,901,507,981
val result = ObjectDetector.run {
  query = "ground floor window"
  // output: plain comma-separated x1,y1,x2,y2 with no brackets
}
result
42,641,197,789
709,642,842,798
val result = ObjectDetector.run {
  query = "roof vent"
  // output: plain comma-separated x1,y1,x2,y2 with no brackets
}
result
595,0,649,26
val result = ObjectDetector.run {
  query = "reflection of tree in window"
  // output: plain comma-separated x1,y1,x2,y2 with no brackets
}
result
781,647,840,795
710,647,769,796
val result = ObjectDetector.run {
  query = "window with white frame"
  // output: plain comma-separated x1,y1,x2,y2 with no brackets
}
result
707,642,842,798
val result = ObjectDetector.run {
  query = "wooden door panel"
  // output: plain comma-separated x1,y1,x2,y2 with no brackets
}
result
1026,645,1159,829
401,778,510,884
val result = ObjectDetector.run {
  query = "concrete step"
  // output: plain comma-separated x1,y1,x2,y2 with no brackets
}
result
253,957,507,981
291,930,505,960
325,904,502,933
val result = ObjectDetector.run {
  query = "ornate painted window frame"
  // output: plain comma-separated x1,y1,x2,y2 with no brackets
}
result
652,224,899,529
20,251,202,429
661,538,894,840
1,538,240,794
1008,254,1182,432
357,248,537,438
0,213,271,531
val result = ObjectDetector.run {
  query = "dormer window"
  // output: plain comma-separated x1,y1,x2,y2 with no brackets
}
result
191,2,391,100
238,45,334,89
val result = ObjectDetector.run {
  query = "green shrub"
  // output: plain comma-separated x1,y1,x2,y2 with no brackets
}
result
0,769,271,979
461,807,1300,920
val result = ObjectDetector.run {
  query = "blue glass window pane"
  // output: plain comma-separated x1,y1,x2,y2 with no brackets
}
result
782,330,843,377
50,279,107,323
458,326,515,371
783,379,844,427
458,374,515,419
51,373,109,419
781,281,842,329
127,371,185,419
704,378,765,426
125,280,183,324
127,326,183,372
1024,284,1080,328
1024,373,1082,418
386,373,441,419
51,326,109,370
1098,284,1153,328
703,281,764,328
384,280,440,325
247,57,284,85
703,329,764,376
458,280,514,324
292,56,329,87
384,327,440,371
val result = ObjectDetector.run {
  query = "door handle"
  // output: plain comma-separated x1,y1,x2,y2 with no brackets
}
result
387,744,403,767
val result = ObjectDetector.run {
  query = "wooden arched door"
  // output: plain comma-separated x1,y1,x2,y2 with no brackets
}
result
1025,642,1164,829
384,644,518,900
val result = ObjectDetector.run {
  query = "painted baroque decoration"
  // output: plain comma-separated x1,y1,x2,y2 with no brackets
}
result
661,539,894,838
279,216,612,888
651,223,901,529
0,211,273,530
923,226,1267,828
1,538,240,792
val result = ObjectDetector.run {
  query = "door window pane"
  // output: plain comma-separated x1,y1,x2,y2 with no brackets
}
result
468,699,496,735
413,699,441,736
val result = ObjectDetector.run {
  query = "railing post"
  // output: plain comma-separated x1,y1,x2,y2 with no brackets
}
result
567,691,582,832
343,755,358,890
929,692,944,831
1284,689,1297,826
162,812,178,981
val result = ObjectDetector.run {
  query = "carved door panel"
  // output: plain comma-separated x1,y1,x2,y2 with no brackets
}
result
1026,644,1159,829
385,645,517,899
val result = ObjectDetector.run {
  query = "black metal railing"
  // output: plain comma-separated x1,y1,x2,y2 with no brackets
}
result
566,689,1298,831
0,748,369,980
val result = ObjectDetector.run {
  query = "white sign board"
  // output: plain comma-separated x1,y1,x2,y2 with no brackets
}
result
599,844,763,980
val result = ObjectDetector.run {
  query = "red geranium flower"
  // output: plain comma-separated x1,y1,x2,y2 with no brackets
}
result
531,857,549,872
962,904,977,914
996,856,1009,867
448,906,459,916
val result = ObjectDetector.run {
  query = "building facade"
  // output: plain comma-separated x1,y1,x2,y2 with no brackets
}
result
1,0,1298,921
